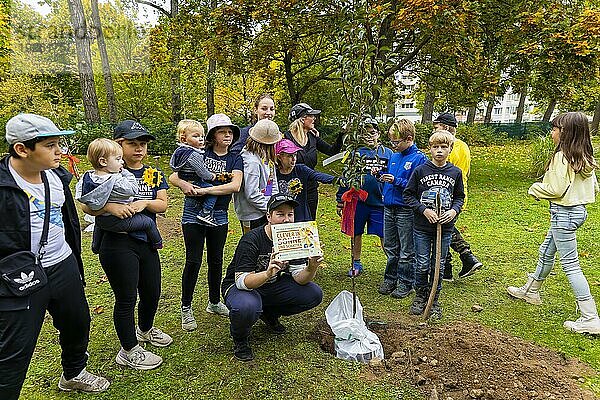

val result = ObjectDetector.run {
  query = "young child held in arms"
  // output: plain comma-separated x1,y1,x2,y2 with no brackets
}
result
507,111,600,334
403,130,465,319
77,138,163,249
169,119,218,226
378,119,428,299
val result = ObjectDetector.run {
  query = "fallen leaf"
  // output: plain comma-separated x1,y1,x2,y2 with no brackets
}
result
96,275,108,284
93,305,104,314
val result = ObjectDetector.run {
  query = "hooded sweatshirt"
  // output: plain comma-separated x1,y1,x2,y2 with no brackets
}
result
403,160,465,234
233,149,278,221
528,151,598,206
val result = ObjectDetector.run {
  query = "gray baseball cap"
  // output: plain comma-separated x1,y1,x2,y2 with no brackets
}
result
5,113,75,145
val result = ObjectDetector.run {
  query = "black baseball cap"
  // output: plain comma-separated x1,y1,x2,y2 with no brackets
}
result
433,113,458,128
289,103,321,122
267,194,299,212
113,120,156,141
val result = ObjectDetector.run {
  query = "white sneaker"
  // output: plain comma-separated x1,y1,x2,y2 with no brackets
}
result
206,302,229,316
58,368,110,392
116,345,163,370
181,306,197,331
136,326,173,347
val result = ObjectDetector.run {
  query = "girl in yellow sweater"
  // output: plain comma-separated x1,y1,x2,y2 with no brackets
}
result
507,111,599,334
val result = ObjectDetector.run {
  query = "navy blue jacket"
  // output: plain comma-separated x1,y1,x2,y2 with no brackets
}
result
382,144,428,207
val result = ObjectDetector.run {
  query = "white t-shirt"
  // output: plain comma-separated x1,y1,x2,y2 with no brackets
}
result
9,163,73,268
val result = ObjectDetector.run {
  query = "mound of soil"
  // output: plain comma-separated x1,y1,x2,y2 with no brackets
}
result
314,318,597,400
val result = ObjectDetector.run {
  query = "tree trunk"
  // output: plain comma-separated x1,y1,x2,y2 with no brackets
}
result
283,50,298,104
484,98,494,123
205,0,216,117
466,106,476,124
67,0,100,123
515,88,527,124
542,98,557,123
170,0,181,124
421,87,434,124
206,59,216,117
90,0,117,123
592,97,600,135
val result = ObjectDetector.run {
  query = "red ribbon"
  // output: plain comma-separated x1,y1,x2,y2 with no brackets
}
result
62,154,80,178
340,187,368,237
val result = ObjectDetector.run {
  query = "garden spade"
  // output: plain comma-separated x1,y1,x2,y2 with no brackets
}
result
423,191,442,320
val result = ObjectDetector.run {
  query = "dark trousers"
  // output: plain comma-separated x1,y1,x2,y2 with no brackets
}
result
450,227,471,254
96,213,163,247
0,254,90,400
181,223,228,306
306,181,319,221
224,274,323,341
99,232,161,351
240,216,267,235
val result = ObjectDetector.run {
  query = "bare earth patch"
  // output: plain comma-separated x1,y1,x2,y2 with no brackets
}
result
156,214,183,241
315,318,597,399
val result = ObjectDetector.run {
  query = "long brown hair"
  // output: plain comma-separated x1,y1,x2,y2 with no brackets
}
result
548,112,597,173
251,94,275,123
245,136,276,164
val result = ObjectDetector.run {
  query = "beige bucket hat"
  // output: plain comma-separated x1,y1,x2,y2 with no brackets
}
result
249,119,282,145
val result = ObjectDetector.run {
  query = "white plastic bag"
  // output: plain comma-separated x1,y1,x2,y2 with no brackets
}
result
325,290,384,363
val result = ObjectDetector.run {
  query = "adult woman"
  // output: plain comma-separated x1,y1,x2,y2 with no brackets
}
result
84,120,171,371
233,118,282,233
230,94,276,154
169,114,243,331
284,103,344,220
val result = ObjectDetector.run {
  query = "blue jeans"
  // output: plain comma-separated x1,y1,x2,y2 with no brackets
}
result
383,206,415,288
414,229,452,292
532,203,591,301
224,274,322,341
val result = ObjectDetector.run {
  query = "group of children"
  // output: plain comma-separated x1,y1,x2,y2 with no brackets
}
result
2,106,599,396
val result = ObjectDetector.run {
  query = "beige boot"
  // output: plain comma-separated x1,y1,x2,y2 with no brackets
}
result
507,274,543,305
564,298,600,334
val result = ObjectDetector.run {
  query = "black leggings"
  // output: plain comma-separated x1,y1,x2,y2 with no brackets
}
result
181,223,228,306
99,232,161,351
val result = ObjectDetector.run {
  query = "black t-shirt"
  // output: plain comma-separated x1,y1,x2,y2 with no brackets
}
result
221,225,306,297
202,148,244,210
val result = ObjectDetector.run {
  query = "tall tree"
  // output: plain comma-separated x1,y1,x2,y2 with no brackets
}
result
67,0,100,123
90,0,117,123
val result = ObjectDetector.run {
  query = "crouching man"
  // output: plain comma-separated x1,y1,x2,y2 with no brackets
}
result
221,194,323,361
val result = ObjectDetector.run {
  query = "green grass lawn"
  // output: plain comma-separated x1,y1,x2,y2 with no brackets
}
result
22,140,600,399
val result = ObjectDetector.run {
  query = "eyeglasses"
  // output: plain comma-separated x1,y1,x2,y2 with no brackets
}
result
389,139,405,146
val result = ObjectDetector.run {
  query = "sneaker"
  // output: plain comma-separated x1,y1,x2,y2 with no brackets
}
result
391,284,414,299
233,339,254,361
458,252,483,278
261,314,286,334
378,280,396,295
58,369,110,392
136,326,173,347
442,274,454,283
206,302,230,316
181,306,197,331
409,288,428,315
197,213,218,227
347,260,364,277
115,345,163,370
430,301,443,319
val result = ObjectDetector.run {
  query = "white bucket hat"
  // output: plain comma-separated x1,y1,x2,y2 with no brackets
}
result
206,114,240,143
249,119,282,145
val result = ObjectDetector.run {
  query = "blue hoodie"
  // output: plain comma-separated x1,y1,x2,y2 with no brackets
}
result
382,144,428,207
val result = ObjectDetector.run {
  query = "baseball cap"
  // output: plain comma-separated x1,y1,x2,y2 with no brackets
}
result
249,119,282,145
362,115,379,130
267,193,299,212
433,113,458,128
206,114,240,144
113,120,156,141
5,113,75,145
288,103,321,121
275,139,302,155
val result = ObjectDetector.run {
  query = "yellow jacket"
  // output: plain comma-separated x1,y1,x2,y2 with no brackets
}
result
449,138,470,205
528,151,598,206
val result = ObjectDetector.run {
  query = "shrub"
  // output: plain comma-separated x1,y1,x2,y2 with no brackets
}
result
458,124,507,146
529,135,556,178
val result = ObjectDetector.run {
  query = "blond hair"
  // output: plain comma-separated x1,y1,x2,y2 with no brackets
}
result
87,138,122,169
176,119,204,142
288,119,306,145
429,130,455,147
389,119,415,140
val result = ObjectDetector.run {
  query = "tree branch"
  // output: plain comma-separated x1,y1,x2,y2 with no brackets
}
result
135,0,171,17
